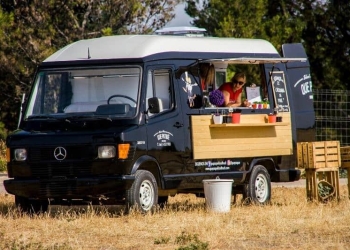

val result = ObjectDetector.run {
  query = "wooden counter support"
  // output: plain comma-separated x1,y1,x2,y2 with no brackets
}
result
191,113,292,160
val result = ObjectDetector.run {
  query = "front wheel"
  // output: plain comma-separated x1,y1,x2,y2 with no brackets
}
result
243,165,271,205
126,170,158,213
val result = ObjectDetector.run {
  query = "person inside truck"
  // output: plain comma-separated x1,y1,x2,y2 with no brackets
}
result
199,63,215,91
219,72,250,107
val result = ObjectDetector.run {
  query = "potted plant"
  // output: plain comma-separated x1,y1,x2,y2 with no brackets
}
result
252,101,258,109
263,100,270,109
209,89,224,124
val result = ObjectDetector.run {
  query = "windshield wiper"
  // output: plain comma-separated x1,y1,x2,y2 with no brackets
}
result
27,115,75,125
27,115,63,121
66,115,112,122
27,114,113,123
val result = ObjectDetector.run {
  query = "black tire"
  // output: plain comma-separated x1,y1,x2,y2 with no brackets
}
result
15,196,49,214
126,170,158,213
243,165,271,205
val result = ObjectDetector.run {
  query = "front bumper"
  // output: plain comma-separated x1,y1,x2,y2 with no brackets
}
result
4,175,135,199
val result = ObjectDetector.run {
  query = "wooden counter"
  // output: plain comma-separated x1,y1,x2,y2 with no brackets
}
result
191,113,292,159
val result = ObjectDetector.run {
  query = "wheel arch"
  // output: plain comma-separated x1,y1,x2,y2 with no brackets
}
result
130,155,164,189
247,157,275,181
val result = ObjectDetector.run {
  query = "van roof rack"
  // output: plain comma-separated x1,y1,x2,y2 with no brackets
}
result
155,26,207,37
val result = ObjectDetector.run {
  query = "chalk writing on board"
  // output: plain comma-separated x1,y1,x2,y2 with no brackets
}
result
271,71,290,112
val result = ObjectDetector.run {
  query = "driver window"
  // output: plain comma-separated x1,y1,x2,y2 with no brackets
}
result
146,69,172,115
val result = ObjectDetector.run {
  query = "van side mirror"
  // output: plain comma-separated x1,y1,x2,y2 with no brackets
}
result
148,97,162,114
17,93,26,129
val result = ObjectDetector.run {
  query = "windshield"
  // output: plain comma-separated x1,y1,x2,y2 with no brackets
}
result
24,67,141,119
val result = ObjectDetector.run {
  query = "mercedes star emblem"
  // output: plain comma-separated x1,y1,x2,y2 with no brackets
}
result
54,147,67,161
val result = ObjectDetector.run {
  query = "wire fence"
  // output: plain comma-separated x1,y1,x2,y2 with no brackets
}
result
313,89,350,146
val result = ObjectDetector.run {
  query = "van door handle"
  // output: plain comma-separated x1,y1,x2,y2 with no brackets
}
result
174,122,183,128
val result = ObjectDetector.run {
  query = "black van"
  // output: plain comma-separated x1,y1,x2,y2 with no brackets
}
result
4,35,314,213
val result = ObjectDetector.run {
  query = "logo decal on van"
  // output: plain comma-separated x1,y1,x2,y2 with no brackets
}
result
294,74,313,98
182,72,197,107
54,147,67,161
154,130,173,147
195,160,241,171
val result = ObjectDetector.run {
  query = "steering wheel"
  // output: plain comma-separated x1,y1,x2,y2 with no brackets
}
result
107,95,137,105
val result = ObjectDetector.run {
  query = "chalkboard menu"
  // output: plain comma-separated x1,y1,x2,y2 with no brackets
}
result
271,71,290,112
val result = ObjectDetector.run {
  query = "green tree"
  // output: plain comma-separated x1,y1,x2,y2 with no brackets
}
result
185,0,305,44
186,0,266,37
300,1,350,89
0,0,180,133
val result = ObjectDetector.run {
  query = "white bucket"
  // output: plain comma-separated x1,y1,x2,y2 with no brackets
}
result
202,179,234,213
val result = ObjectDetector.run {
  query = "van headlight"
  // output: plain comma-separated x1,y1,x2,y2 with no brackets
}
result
14,148,27,161
98,146,116,159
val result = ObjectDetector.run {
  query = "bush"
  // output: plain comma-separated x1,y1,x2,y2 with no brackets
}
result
175,232,209,250
0,139,7,172
0,122,8,141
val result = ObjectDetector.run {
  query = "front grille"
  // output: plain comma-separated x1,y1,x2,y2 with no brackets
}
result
40,180,76,197
27,145,93,178
32,163,90,177
29,145,93,162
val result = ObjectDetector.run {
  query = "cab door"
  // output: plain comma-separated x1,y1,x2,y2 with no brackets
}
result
145,67,186,176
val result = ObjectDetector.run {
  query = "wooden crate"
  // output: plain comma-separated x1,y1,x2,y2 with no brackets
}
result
297,141,341,169
340,146,350,198
305,168,340,201
340,146,350,168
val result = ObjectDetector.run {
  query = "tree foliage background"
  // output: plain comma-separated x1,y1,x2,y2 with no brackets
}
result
0,0,349,138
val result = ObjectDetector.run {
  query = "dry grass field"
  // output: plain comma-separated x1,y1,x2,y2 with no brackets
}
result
0,186,350,250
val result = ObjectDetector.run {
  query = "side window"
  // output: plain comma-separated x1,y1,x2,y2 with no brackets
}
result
205,64,271,109
146,69,172,115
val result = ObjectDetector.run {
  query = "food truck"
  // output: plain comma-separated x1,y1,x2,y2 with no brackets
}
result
4,35,315,213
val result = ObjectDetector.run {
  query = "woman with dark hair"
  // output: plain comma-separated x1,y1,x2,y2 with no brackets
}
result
199,63,215,91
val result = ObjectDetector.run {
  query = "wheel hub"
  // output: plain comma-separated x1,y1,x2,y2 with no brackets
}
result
255,173,268,202
139,180,154,210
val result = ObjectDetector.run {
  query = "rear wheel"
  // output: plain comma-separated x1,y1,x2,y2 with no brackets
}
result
15,196,49,214
243,165,271,205
126,170,158,213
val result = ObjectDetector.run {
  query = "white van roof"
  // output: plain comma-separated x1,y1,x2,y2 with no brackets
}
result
43,35,282,63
